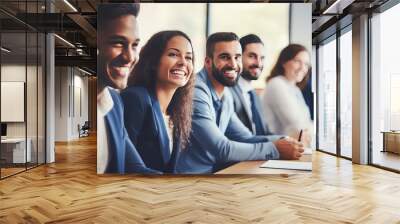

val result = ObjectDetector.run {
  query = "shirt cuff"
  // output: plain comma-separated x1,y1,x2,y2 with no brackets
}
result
266,135,286,142
267,142,280,159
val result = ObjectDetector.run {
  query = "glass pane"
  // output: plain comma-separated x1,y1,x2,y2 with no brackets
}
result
38,32,45,165
1,1,46,178
27,31,38,169
209,3,289,88
339,30,352,158
371,3,400,171
1,30,27,177
318,38,337,154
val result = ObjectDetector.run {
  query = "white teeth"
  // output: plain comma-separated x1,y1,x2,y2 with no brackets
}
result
113,67,130,76
224,71,236,78
120,67,130,74
171,70,185,76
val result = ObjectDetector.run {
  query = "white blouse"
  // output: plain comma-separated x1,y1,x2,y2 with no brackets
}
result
97,87,114,174
162,113,174,154
262,76,313,138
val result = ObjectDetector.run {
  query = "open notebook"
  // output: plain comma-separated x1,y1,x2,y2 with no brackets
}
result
260,160,312,171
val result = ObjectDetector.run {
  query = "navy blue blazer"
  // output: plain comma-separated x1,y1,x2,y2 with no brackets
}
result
121,86,180,173
176,68,282,174
104,88,160,174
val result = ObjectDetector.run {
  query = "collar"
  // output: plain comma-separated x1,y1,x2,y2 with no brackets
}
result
97,87,114,116
202,67,225,102
238,76,254,93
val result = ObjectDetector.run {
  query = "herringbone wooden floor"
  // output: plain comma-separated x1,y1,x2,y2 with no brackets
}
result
1,134,400,223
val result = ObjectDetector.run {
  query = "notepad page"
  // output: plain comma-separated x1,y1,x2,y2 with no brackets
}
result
260,160,312,171
303,148,313,155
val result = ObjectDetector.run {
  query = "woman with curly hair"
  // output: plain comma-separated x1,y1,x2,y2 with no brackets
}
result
121,30,195,173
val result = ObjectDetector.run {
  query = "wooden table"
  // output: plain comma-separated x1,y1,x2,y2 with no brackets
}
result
216,154,312,174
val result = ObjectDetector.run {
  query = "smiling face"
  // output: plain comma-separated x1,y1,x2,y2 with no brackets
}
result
206,41,242,87
156,35,194,88
241,43,265,81
98,14,139,90
282,51,310,83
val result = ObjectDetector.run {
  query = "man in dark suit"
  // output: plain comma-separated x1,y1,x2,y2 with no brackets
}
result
230,34,271,135
97,3,158,174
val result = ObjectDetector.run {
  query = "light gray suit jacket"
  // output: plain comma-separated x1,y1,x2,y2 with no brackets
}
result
230,84,271,135
175,68,281,174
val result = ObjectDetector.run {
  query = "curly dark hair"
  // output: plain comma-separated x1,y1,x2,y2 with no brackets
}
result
128,30,195,149
267,44,311,90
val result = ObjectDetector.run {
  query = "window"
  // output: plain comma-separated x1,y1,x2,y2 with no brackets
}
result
0,1,46,179
370,2,400,171
339,29,352,158
317,37,337,154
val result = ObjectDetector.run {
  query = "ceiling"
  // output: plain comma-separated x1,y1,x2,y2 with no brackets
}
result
0,0,392,74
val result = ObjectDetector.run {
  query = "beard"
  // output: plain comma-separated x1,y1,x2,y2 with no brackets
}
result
241,64,263,81
211,63,239,87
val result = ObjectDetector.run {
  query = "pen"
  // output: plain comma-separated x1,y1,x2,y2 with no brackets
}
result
298,129,303,141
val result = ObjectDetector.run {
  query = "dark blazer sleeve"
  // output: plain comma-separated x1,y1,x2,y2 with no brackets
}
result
123,128,161,174
225,112,269,143
106,88,160,174
120,87,148,145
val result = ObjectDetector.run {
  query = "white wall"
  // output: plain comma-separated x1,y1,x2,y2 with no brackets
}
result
71,72,89,138
54,66,89,141
54,66,69,141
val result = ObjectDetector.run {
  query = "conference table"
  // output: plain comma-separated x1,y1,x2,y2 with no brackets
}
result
216,154,312,175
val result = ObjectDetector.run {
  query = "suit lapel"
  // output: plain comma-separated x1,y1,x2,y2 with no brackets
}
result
252,93,268,135
104,103,124,173
149,93,171,165
219,94,230,132
166,141,180,173
233,85,253,132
